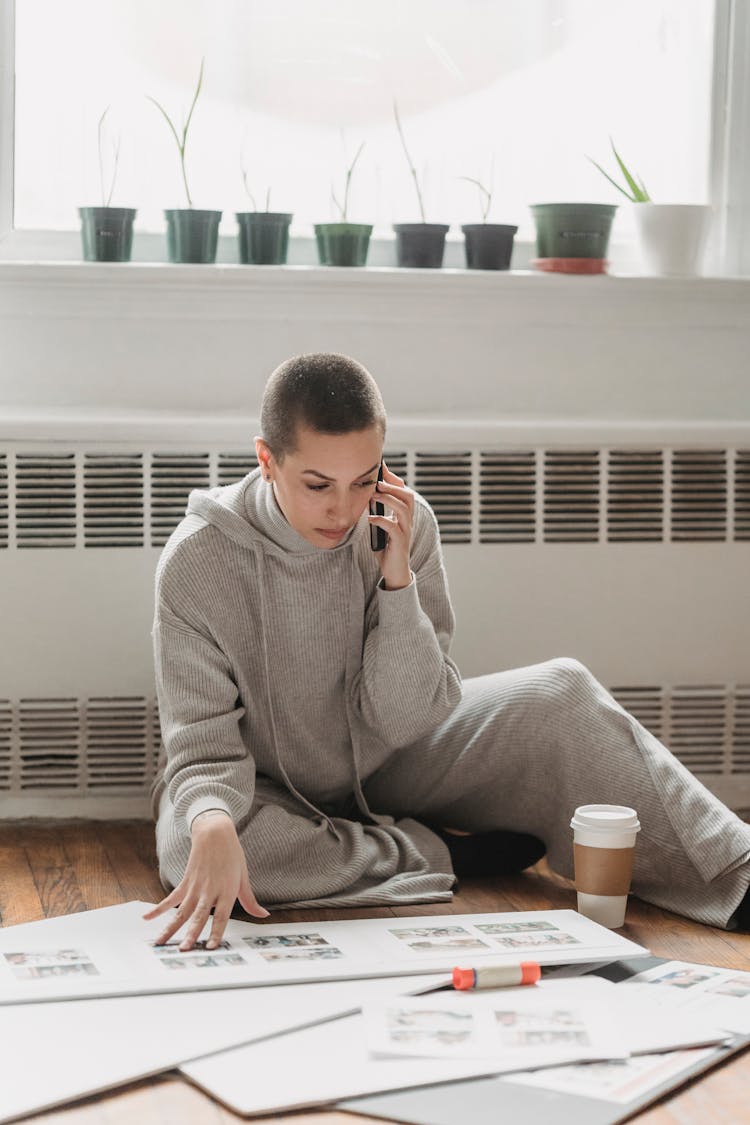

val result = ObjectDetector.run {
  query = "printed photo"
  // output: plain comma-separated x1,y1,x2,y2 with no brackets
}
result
150,939,232,954
258,946,344,962
385,1005,475,1048
4,949,100,979
243,932,330,950
646,968,717,990
706,976,750,998
4,948,92,966
489,931,581,950
159,952,246,970
494,1008,591,1048
476,921,558,935
12,962,100,980
388,925,490,953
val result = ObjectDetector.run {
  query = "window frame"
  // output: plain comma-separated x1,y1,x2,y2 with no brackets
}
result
0,0,747,275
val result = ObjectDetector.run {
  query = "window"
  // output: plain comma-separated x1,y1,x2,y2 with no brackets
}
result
12,0,717,247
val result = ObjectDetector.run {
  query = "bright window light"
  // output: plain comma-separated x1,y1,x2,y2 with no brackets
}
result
14,0,716,239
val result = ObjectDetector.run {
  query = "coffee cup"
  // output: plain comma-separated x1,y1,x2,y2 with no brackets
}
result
570,804,640,928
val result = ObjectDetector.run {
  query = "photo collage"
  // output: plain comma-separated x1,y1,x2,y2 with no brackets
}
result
2,949,100,981
387,920,582,955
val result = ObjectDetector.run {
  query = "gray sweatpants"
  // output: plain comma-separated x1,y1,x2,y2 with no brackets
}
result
156,658,750,928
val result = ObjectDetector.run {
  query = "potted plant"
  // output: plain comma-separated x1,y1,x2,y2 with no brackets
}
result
392,101,449,268
236,158,292,265
459,166,517,270
79,107,136,262
590,139,711,277
529,200,618,274
147,58,222,264
314,142,372,267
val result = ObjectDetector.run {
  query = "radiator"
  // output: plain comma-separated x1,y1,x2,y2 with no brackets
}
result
1,429,748,818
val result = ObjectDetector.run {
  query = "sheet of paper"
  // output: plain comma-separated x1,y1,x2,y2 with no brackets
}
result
504,1047,717,1104
363,979,629,1068
625,960,750,1035
0,973,445,1125
181,975,729,1119
0,901,649,1006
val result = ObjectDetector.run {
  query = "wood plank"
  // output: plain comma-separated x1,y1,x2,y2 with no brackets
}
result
96,821,165,905
61,824,125,911
20,823,86,919
0,842,44,926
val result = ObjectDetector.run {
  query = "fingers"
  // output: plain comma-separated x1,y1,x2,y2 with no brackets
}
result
142,886,181,921
206,900,234,950
381,460,405,487
239,874,270,919
177,899,214,952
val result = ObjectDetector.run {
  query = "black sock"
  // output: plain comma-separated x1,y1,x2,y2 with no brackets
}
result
734,884,750,932
432,827,546,878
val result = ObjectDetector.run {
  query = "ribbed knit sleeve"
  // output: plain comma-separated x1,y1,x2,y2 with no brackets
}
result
354,499,462,746
153,614,256,832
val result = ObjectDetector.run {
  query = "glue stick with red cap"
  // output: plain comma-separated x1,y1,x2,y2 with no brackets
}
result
452,962,541,991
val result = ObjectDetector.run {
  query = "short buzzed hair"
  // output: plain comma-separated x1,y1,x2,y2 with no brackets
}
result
261,353,387,462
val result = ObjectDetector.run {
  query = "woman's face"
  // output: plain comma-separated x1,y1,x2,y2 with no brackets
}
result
255,425,383,548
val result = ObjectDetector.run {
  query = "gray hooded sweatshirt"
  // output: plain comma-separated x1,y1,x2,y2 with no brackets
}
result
151,468,462,905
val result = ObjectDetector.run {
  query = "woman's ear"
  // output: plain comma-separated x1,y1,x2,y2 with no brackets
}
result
254,437,273,481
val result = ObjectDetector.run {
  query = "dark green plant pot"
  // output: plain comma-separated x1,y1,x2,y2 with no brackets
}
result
79,207,136,262
461,223,518,270
165,209,222,263
314,222,372,266
393,223,449,268
530,203,617,259
236,212,292,264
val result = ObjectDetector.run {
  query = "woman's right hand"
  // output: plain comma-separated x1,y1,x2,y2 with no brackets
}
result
142,810,269,950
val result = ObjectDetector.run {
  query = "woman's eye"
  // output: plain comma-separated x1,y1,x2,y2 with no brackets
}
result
359,480,376,488
307,484,328,492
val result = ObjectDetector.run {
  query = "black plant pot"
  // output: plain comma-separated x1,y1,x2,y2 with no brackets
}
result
236,212,292,264
165,209,222,263
393,223,449,268
314,222,372,266
462,223,518,270
79,207,136,262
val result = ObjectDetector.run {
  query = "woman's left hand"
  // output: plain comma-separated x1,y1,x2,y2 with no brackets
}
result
368,461,415,590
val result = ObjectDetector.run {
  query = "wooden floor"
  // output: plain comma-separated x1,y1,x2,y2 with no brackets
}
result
2,820,749,1125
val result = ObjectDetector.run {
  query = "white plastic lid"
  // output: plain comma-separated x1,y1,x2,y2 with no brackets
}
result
570,804,640,833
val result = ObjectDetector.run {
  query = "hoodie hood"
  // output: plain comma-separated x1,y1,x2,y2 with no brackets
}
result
186,467,364,556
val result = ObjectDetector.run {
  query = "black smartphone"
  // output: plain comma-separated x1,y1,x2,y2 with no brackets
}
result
370,461,387,551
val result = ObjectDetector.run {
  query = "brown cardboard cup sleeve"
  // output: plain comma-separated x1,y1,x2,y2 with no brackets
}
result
574,844,635,896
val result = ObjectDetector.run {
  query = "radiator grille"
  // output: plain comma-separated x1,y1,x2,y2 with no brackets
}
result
671,450,727,541
84,454,144,547
0,701,11,791
479,452,536,543
19,699,80,789
16,453,76,548
414,452,472,544
0,454,7,549
543,451,600,543
2,446,750,549
1,687,747,801
150,453,211,547
607,451,664,542
736,450,750,541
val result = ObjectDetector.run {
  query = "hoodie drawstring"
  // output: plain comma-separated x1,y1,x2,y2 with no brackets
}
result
252,541,342,840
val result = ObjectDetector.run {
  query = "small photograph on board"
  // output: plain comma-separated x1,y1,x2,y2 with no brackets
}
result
388,926,490,953
476,921,559,935
149,939,233,954
489,931,581,950
706,976,750,998
494,1007,591,1048
257,946,345,962
385,1005,475,1049
159,953,246,970
3,949,100,980
242,933,331,950
643,967,719,990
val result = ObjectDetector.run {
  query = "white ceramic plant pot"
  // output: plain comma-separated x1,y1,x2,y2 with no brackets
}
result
632,203,711,278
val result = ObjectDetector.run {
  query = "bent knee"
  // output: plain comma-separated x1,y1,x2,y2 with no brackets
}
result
541,656,598,703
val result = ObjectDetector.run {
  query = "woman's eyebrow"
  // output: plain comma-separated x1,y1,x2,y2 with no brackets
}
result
301,463,380,482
